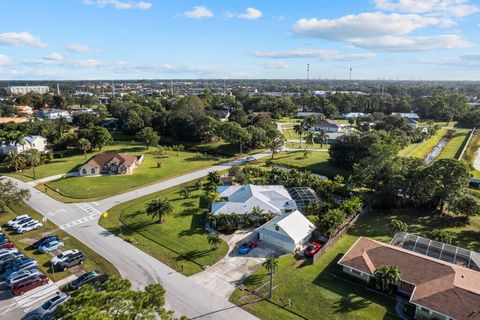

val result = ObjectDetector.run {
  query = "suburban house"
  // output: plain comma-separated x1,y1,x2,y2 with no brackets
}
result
37,108,71,120
208,109,230,122
0,117,29,124
211,184,297,216
256,210,315,252
79,153,144,176
15,105,33,115
407,118,419,129
343,112,368,119
313,119,342,132
0,135,47,155
392,112,420,120
296,111,323,118
338,236,480,320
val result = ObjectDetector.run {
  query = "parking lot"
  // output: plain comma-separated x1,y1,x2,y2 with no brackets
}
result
190,230,282,298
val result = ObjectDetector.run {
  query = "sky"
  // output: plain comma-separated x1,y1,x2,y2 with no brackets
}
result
0,0,479,80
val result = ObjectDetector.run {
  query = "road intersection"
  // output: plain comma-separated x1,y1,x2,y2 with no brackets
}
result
5,152,271,319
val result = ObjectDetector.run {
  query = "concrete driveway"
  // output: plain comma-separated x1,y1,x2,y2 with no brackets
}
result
190,230,281,298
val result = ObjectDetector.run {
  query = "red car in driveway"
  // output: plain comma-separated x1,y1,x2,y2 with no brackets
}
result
305,242,323,257
0,240,14,249
11,274,49,296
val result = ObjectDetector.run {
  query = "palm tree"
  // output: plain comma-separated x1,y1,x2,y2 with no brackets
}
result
374,265,401,292
207,171,220,185
145,198,173,224
303,116,317,131
27,149,41,180
8,153,25,172
263,255,279,298
293,123,305,148
78,138,91,159
305,132,315,149
207,233,221,251
179,186,190,199
316,130,328,148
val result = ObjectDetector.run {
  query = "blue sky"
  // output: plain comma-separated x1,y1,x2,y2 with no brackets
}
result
0,0,479,80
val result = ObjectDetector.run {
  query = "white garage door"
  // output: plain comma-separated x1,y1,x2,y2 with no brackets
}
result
261,234,294,252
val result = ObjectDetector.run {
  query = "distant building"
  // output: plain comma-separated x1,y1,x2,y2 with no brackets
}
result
208,109,230,122
79,153,144,176
15,105,33,115
0,117,29,124
392,112,420,120
313,119,342,133
8,86,49,95
407,118,419,129
0,135,47,155
343,112,368,119
37,108,71,120
296,112,323,118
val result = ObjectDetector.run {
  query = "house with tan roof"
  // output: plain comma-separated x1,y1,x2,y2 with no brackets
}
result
79,153,143,176
338,237,480,320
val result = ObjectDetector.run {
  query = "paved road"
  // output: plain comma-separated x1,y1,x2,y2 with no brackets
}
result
6,152,271,320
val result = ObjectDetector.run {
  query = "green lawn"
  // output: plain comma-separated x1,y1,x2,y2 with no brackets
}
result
438,129,471,160
403,128,448,159
286,142,330,150
0,202,119,281
43,148,221,201
271,151,351,177
230,209,480,320
98,183,228,276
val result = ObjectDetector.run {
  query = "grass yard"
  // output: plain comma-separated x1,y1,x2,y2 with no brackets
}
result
271,151,351,177
230,209,480,320
403,128,448,159
98,183,228,276
285,142,330,150
0,202,118,281
43,148,221,201
438,129,471,160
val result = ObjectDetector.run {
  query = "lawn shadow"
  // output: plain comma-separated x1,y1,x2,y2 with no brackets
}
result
181,201,195,208
178,213,206,237
175,249,210,261
237,274,264,287
334,293,372,314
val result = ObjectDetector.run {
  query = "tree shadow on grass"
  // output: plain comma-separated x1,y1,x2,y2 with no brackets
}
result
181,201,195,208
334,294,372,314
178,208,199,217
175,249,211,262
236,274,264,287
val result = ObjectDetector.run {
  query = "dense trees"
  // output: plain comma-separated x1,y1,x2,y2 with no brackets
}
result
137,127,160,149
216,122,251,154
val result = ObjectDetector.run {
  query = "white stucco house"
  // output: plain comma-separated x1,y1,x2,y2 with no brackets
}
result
257,210,315,252
0,135,47,155
211,184,297,216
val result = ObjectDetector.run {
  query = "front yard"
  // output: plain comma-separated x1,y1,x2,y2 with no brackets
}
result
230,209,480,320
0,202,119,281
271,151,351,177
42,148,220,201
98,183,228,276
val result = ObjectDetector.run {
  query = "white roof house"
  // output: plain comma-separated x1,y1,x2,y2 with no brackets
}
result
344,112,368,119
392,112,420,120
0,135,47,155
211,184,297,216
257,210,315,252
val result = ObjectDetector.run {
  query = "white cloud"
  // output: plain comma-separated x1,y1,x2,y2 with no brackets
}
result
184,6,214,19
0,32,47,48
252,48,376,60
257,61,289,69
84,0,152,10
43,52,63,61
375,0,478,17
416,54,480,68
67,43,90,53
0,54,11,65
238,8,263,20
292,12,471,51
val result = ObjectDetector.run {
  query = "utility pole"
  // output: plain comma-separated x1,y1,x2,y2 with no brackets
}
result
349,65,352,81
56,83,60,95
112,80,115,98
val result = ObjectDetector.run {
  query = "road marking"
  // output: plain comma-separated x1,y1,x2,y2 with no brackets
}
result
14,281,58,308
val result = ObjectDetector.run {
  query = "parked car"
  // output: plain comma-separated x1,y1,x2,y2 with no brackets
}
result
245,156,256,163
3,258,38,278
0,251,24,265
7,271,40,287
32,235,59,249
50,249,79,265
305,242,323,257
32,292,69,319
14,220,42,234
0,248,19,256
9,217,34,229
0,239,14,250
11,274,49,296
238,240,257,254
38,240,64,254
0,233,8,241
0,256,28,273
53,251,85,271
67,271,108,291
5,267,40,282
5,214,30,227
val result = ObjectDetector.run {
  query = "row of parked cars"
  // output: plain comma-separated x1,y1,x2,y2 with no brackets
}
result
2,215,109,319
4,214,43,234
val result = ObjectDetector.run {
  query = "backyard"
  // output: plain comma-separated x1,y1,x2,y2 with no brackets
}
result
98,183,228,276
0,202,119,281
230,209,480,320
41,146,221,201
271,151,351,177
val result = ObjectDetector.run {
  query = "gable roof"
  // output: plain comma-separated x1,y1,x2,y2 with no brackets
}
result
257,210,315,244
85,153,138,168
212,185,297,215
338,237,480,319
315,119,341,128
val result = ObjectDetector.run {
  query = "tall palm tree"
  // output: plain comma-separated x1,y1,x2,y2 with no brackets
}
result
263,255,279,298
305,132,315,149
207,233,222,251
293,122,305,148
316,130,328,148
27,149,41,180
303,116,317,131
207,171,220,185
179,186,190,199
145,198,173,224
78,138,91,159
374,265,401,292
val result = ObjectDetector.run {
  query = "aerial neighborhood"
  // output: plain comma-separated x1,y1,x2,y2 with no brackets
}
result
1,1,480,320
